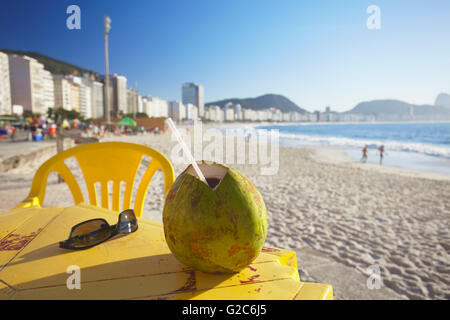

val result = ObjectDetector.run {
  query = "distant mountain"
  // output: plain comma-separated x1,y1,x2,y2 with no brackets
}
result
347,99,450,117
206,94,307,113
0,49,100,77
435,93,450,108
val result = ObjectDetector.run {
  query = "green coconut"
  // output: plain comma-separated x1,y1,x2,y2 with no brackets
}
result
162,162,268,273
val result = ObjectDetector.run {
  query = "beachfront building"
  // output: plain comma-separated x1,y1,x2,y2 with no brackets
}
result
111,74,127,116
319,112,329,122
0,52,11,115
269,108,283,122
234,104,243,121
243,108,257,121
306,113,316,122
69,82,81,113
82,76,104,119
217,106,224,122
182,82,204,117
203,107,210,120
126,88,139,116
168,101,186,122
66,76,82,114
155,96,169,118
302,113,314,122
204,105,213,121
53,75,72,110
8,54,46,115
313,111,320,122
205,105,214,121
224,102,234,121
42,70,54,112
185,103,198,121
289,111,306,122
92,81,104,119
207,105,224,122
225,107,234,121
67,75,92,118
145,96,169,118
258,110,269,122
137,95,143,114
325,106,332,121
142,97,149,116
328,112,339,122
79,83,92,119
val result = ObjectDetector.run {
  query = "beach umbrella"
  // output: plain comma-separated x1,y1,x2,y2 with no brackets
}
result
117,117,137,127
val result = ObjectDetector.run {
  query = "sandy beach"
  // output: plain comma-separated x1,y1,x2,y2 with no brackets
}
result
0,130,449,300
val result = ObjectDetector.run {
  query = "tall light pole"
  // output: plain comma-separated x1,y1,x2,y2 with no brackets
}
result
104,15,111,124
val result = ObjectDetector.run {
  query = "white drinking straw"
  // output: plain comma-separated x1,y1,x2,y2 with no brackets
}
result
166,118,208,184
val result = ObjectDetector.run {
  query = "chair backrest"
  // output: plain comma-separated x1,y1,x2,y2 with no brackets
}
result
17,142,175,218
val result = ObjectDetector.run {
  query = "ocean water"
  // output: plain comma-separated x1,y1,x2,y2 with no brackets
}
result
256,122,450,175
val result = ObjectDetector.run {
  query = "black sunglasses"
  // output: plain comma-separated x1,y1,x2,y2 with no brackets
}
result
59,209,138,250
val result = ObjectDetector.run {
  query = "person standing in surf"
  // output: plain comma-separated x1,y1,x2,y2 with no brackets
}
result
361,145,368,163
378,145,385,165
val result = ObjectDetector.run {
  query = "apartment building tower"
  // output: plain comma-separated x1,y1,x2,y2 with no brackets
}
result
182,82,204,117
0,52,11,115
8,54,46,114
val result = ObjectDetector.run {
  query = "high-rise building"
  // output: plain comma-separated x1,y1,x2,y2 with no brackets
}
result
53,75,72,110
8,54,46,114
146,96,168,118
168,101,185,122
182,82,204,117
258,110,269,121
69,82,81,113
0,52,11,115
203,107,210,120
142,97,149,116
208,105,223,122
79,84,92,119
82,76,104,119
137,95,143,114
234,104,243,121
185,103,198,121
67,75,92,118
243,108,258,121
265,108,280,122
42,70,54,112
224,102,235,121
91,81,104,119
126,88,139,116
111,74,127,116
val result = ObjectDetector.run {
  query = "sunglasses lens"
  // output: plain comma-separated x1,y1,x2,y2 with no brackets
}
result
68,219,111,248
118,210,138,234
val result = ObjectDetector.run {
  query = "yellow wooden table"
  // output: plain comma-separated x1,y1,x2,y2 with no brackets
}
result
0,203,332,300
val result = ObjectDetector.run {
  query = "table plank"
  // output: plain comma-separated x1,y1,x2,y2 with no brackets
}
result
12,271,194,300
293,282,333,300
0,206,64,271
139,278,305,300
11,266,304,300
0,281,15,300
0,206,47,242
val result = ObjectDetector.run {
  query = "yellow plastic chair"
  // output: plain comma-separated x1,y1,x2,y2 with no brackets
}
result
15,142,175,218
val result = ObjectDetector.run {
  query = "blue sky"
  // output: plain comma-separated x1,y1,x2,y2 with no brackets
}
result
0,0,449,112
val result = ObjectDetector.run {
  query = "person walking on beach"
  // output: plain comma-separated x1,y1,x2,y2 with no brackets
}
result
361,145,368,163
378,145,385,165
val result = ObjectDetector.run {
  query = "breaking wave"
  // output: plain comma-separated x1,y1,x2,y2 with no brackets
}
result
277,132,450,159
